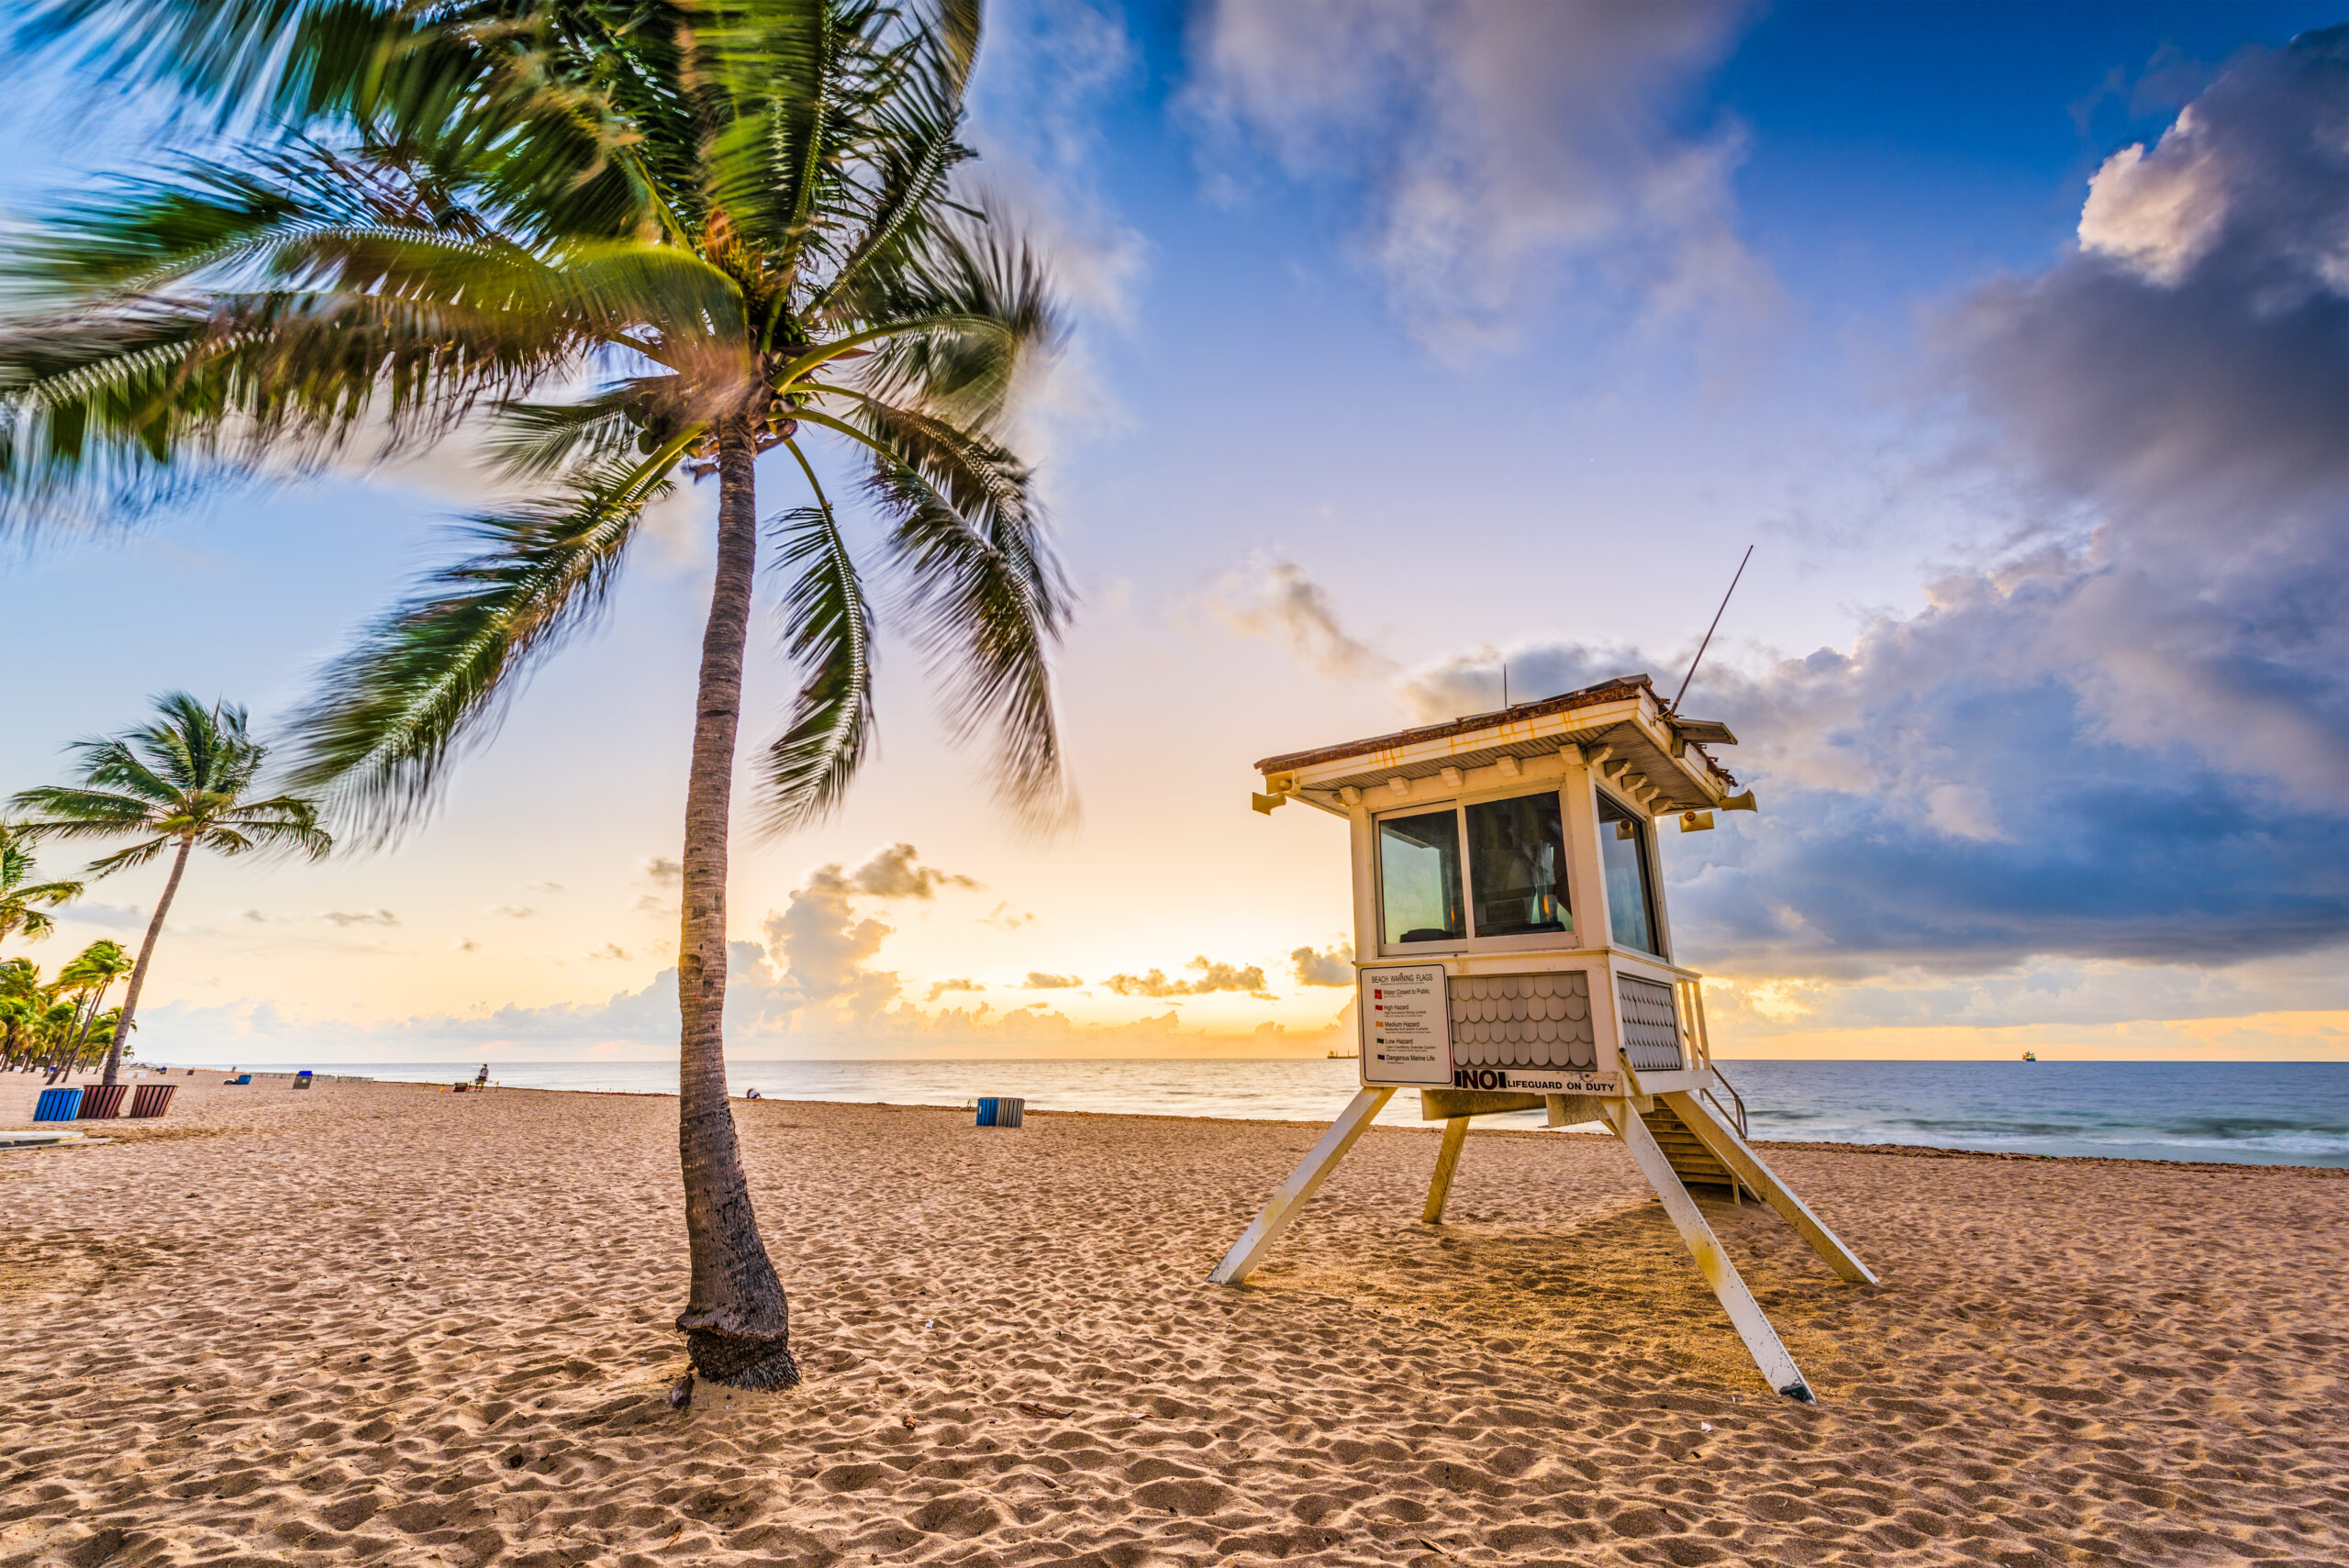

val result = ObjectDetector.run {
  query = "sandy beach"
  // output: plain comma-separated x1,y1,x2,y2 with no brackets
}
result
3,1074,2345,1567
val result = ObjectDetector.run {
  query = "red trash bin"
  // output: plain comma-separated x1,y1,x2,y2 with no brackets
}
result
81,1084,131,1119
129,1084,177,1118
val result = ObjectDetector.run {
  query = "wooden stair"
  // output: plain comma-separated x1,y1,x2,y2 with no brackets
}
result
1639,1101,1743,1195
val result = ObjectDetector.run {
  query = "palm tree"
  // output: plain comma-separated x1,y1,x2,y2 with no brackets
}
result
10,695,331,1088
3,3,1068,1388
0,825,83,944
55,939,132,1062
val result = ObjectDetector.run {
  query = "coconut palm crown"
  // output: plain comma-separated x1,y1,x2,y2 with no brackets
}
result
10,694,331,1089
2,1,1071,1387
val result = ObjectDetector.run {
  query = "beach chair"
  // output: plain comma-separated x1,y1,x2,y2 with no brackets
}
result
225,1073,252,1085
32,1086,83,1122
80,1084,130,1119
129,1084,177,1118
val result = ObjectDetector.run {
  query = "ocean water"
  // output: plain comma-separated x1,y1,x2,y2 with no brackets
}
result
238,1057,2349,1168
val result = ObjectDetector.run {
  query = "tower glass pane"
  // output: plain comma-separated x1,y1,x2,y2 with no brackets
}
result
1598,794,1662,955
1379,810,1465,945
1465,791,1571,938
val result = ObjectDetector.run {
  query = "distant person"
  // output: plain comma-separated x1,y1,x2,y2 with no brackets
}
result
474,1063,490,1086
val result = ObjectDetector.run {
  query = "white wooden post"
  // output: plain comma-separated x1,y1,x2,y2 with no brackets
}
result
1421,1117,1470,1224
1209,1087,1396,1284
1662,1091,1878,1286
1604,1099,1816,1402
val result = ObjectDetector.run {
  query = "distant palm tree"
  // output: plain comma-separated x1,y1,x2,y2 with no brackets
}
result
0,958,41,1071
0,826,82,944
10,695,330,1088
55,939,132,1062
3,1,1068,1388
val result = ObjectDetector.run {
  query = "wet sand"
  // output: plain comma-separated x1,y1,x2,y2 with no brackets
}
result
2,1073,2344,1566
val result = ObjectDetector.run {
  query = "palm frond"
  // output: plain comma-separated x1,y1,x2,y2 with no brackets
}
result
10,0,416,134
485,378,698,480
838,217,1058,432
806,0,980,315
852,400,1072,828
7,784,166,838
80,836,177,877
759,490,875,832
288,450,676,838
217,795,335,860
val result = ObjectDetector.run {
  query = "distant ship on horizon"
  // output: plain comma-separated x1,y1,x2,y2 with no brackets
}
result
2021,1051,2037,1062
1328,1051,1359,1060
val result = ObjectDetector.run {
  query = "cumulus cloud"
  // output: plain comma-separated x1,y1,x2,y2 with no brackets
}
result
1365,32,2349,990
644,857,683,885
842,843,979,901
1183,0,1765,353
925,978,985,1002
1106,957,1274,1000
1290,943,1355,987
2076,109,2231,285
317,909,398,929
1022,971,1083,989
761,867,903,1018
451,939,479,953
1212,557,1396,681
1939,28,2349,806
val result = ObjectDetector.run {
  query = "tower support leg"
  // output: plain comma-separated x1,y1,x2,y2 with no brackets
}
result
1421,1117,1470,1224
1604,1099,1816,1403
1208,1088,1396,1284
1662,1091,1878,1285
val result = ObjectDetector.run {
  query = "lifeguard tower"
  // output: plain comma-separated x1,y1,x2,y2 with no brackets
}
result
1209,674,1875,1402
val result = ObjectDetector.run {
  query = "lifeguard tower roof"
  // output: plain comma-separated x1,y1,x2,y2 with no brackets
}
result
1255,673,1742,816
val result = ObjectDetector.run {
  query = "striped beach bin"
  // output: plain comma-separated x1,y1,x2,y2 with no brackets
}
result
129,1084,177,1118
80,1084,130,1119
974,1096,1025,1129
32,1086,83,1122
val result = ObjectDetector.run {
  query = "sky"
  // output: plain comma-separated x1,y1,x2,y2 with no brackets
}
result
4,0,2347,1064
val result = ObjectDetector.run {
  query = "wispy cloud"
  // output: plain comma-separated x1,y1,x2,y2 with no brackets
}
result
1211,556,1396,682
317,908,398,929
584,944,631,962
1182,0,1765,356
488,905,537,919
1022,971,1083,990
925,978,985,1002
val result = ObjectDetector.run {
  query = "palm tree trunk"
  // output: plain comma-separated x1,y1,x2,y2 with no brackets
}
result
673,406,797,1389
102,836,192,1087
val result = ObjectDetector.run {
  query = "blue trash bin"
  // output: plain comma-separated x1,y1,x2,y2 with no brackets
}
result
975,1096,1025,1129
33,1086,83,1122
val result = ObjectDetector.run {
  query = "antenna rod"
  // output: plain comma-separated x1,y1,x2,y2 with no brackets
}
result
1669,545,1753,714
1502,662,1509,709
